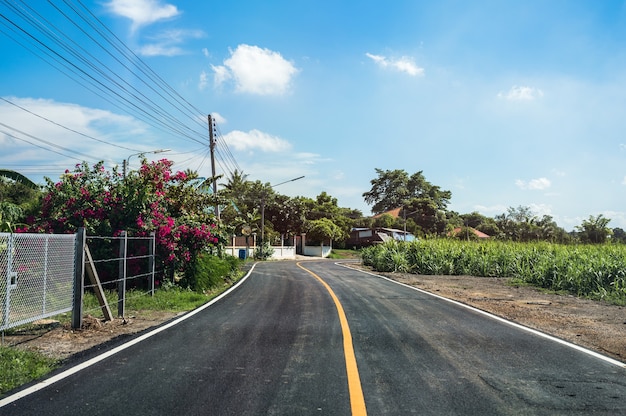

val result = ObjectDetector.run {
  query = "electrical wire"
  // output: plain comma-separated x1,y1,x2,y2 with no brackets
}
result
0,0,242,181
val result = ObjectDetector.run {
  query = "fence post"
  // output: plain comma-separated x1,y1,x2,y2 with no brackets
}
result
149,231,155,296
3,234,15,330
72,228,85,329
117,231,127,318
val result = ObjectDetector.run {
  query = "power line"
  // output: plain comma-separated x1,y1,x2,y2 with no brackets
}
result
1,0,242,181
0,96,142,152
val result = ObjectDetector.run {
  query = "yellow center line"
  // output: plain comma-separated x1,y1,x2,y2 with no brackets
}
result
297,262,367,416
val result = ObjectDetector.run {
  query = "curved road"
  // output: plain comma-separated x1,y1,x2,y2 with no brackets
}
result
2,260,625,415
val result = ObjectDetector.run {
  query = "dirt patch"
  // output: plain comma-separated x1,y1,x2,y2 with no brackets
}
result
2,268,626,366
2,311,181,361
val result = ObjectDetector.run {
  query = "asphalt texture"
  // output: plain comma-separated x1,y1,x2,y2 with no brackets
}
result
2,260,625,415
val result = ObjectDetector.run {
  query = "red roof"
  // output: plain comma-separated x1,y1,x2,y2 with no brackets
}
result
450,227,490,238
372,207,402,219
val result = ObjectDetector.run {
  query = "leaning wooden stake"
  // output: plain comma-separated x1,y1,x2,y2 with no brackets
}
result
84,245,114,321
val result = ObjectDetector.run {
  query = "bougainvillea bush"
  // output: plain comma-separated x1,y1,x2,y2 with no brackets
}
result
20,160,223,288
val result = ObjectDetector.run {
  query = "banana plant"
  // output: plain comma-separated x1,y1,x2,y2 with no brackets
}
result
0,169,39,190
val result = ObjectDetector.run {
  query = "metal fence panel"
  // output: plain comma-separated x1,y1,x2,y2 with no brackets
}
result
1,233,76,331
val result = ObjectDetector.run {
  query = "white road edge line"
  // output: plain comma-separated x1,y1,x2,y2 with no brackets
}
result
337,262,626,369
0,263,258,408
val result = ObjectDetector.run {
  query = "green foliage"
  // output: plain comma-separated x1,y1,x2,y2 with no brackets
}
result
0,170,38,190
0,202,24,232
306,217,344,244
254,241,275,260
21,160,221,282
494,206,570,243
362,239,626,304
0,346,58,395
373,213,395,228
363,168,452,214
576,214,612,244
0,172,41,232
181,253,241,292
613,228,626,244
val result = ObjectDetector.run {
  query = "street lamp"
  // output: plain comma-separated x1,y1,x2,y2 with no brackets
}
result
123,149,171,177
261,175,304,243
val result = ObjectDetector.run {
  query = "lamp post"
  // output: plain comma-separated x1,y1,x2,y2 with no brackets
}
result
123,149,171,178
261,175,304,243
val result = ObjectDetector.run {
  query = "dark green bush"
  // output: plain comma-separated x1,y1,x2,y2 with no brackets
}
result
181,252,241,292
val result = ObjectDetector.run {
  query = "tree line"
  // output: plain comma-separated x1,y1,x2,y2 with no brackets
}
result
1,165,624,248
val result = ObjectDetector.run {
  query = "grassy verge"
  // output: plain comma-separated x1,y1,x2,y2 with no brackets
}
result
0,347,58,395
327,248,361,259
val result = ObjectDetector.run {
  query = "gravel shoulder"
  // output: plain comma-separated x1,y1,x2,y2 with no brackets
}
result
3,267,625,366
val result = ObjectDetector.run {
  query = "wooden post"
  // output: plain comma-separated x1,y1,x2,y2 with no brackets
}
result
84,245,113,321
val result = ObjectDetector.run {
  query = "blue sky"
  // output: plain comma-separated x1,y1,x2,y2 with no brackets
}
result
2,1,626,231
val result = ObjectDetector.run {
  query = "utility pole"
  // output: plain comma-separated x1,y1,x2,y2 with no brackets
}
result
208,114,220,219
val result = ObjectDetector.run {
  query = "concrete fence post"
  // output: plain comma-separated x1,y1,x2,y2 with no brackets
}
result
118,231,127,318
72,228,85,329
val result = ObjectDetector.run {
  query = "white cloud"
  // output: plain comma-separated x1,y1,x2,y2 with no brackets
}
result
210,112,227,125
137,29,205,57
212,45,299,95
138,44,184,57
222,129,292,152
515,177,551,190
528,203,553,217
210,64,231,87
474,204,508,215
365,53,424,76
106,0,180,31
498,85,544,101
198,70,209,90
0,97,151,176
622,176,626,185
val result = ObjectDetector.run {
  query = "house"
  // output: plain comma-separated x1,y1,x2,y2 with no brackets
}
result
347,227,416,248
449,227,490,239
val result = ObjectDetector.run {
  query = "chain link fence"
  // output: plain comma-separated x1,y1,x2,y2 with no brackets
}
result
1,232,76,331
1,229,160,332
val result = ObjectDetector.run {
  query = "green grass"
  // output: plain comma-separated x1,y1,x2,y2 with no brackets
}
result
362,239,626,305
327,249,361,259
0,346,58,395
80,286,217,317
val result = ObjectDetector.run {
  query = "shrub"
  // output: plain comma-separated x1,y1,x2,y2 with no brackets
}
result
181,252,241,292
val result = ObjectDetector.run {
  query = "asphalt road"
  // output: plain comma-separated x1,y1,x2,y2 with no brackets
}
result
2,260,625,415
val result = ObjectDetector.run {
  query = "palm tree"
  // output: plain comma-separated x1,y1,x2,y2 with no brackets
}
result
576,214,612,244
221,169,248,195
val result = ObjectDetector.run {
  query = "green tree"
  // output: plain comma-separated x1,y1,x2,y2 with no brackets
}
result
576,214,612,244
612,227,626,243
0,170,41,232
373,213,395,228
306,217,344,245
363,169,451,214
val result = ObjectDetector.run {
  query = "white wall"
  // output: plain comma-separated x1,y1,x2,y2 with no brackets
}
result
303,244,332,258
